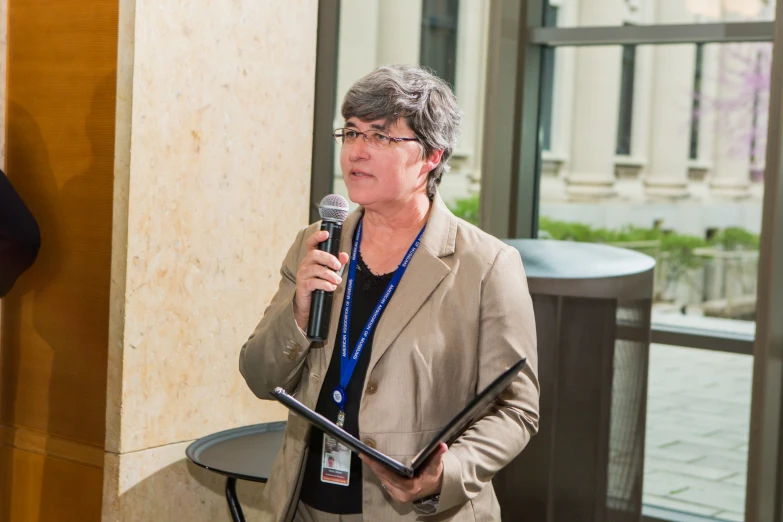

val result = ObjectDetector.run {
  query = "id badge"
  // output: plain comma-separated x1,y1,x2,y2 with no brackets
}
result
320,434,351,486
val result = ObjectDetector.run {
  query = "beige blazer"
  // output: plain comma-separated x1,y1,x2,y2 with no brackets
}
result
239,195,539,521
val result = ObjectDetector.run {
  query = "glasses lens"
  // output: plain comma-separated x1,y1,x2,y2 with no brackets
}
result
332,129,396,149
368,132,391,149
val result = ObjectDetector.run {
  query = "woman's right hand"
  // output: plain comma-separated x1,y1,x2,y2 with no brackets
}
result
293,230,350,331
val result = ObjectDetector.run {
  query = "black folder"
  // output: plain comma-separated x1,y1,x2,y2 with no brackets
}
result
271,357,526,478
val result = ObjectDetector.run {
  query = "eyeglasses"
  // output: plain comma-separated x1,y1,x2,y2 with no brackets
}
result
332,128,420,150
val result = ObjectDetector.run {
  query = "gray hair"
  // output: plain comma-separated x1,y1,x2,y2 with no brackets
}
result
341,65,462,199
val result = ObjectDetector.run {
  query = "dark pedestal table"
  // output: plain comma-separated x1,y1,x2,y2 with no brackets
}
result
186,421,286,522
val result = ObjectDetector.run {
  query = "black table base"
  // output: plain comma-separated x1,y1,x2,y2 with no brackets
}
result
226,477,245,522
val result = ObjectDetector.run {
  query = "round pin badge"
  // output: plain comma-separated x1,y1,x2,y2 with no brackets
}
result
332,386,348,409
332,388,344,405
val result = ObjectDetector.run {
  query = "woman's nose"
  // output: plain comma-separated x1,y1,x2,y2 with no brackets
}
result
348,135,370,160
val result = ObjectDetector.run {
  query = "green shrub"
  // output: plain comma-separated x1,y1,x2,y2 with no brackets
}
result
710,227,760,250
659,233,710,270
448,195,760,271
448,194,480,226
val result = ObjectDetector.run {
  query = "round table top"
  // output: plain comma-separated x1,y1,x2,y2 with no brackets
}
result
503,239,656,300
186,421,286,482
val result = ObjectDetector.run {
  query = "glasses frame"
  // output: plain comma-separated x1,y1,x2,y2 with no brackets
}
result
332,127,420,149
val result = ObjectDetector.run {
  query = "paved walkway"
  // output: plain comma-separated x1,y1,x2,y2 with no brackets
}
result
643,328,753,521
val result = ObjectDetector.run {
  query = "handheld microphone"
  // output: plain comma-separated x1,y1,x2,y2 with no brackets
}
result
306,194,350,341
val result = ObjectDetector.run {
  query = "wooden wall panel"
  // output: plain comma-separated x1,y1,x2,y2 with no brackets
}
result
0,445,103,522
0,0,119,520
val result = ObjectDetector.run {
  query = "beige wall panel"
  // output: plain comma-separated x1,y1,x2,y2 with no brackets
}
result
102,442,271,522
107,0,318,454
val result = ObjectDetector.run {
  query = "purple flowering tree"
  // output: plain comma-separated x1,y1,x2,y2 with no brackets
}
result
691,43,772,181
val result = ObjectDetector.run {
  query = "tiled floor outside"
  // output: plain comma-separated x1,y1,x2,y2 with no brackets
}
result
643,330,753,521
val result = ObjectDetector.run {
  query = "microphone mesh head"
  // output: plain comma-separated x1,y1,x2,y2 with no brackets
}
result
319,194,350,223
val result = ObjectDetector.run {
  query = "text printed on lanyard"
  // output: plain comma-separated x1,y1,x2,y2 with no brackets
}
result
331,219,425,412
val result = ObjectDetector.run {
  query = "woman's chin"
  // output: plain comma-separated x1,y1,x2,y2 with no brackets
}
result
345,187,376,207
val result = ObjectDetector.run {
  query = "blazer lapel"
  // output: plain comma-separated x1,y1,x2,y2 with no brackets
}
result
366,194,457,375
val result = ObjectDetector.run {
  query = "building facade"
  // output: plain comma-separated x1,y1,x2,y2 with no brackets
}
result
332,0,774,237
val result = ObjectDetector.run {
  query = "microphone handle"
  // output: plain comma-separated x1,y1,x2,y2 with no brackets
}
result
306,220,343,341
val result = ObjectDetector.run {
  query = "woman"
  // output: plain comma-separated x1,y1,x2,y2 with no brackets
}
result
240,65,539,521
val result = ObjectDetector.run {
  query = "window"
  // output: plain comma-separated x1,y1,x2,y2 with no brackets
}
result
616,43,637,156
542,0,774,27
540,4,559,151
690,43,704,161
749,46,771,175
750,50,762,165
420,0,460,90
470,0,783,516
328,0,489,217
537,42,769,521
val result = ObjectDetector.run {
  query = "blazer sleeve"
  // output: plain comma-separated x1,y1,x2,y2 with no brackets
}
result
239,226,314,399
436,244,540,514
0,172,41,297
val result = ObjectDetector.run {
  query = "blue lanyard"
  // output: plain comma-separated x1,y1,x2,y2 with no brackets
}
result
331,219,425,413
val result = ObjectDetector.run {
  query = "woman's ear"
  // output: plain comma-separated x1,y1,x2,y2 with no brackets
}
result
420,149,444,176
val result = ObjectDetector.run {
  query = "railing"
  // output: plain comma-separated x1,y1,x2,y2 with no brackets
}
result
692,247,759,319
609,243,759,522
606,240,760,321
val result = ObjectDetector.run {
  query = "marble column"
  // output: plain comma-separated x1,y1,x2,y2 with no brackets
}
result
103,0,318,520
335,0,380,112
709,44,754,200
333,0,381,197
333,0,428,200
565,0,624,201
643,1,696,200
453,0,490,185
376,0,422,65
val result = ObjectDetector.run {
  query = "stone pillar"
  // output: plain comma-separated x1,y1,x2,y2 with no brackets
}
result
709,44,754,200
453,0,490,186
102,1,318,520
376,0,422,65
335,0,380,115
333,0,423,199
333,0,381,197
565,0,624,201
644,1,696,200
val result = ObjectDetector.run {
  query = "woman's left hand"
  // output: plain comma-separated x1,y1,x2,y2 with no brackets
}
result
359,442,447,504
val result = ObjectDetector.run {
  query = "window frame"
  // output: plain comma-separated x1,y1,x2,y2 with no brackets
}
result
420,0,461,90
310,2,783,518
689,42,705,161
502,4,783,522
616,40,637,156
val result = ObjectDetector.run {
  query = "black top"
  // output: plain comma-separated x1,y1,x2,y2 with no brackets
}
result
0,172,40,297
299,254,396,514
